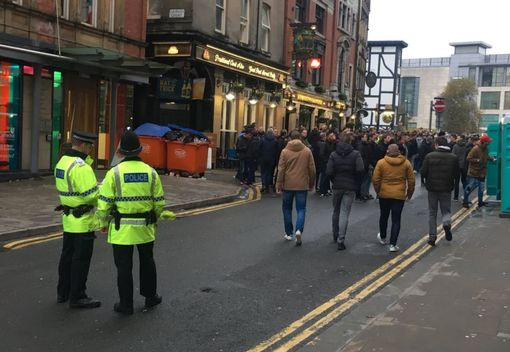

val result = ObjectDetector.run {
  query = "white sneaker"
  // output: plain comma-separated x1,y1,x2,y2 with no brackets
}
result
295,230,302,246
377,233,387,245
389,245,400,252
284,235,293,241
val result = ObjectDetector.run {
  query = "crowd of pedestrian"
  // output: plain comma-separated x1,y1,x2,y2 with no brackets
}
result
235,124,494,252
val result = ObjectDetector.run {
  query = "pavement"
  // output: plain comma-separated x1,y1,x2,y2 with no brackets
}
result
0,168,242,242
297,203,510,352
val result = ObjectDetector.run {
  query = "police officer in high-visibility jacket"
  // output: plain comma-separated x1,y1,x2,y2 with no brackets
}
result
96,130,165,315
54,131,101,309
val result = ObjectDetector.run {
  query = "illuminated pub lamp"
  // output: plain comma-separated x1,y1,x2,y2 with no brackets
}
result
168,46,179,55
310,58,321,69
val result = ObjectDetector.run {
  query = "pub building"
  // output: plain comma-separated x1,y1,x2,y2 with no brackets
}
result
283,90,346,132
144,39,289,164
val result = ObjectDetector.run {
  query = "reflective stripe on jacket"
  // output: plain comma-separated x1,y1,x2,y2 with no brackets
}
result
54,155,98,233
96,160,165,245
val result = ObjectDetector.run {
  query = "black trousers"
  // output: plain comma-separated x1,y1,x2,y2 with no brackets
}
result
57,232,96,301
378,198,405,246
112,241,157,307
454,168,468,199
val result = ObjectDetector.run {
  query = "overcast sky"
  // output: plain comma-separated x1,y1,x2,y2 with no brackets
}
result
368,0,510,59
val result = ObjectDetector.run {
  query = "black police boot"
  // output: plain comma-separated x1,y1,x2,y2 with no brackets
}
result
69,296,101,309
114,302,134,315
145,294,163,309
57,294,69,303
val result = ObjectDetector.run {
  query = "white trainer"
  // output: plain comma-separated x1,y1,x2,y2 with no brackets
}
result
377,233,387,245
284,235,293,241
295,230,302,246
389,245,400,252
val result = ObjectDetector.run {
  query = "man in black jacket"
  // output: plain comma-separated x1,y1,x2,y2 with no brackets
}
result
326,134,365,250
319,132,337,196
421,136,460,246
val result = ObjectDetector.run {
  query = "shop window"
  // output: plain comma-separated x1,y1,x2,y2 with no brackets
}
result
315,5,325,35
261,4,271,52
216,0,226,34
480,92,500,110
0,62,21,171
240,0,250,44
80,0,97,27
23,66,52,78
295,0,306,23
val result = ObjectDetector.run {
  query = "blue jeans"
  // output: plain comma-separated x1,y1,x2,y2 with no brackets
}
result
282,191,308,236
463,176,485,205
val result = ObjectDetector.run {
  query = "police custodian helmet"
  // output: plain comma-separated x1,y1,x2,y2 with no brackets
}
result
119,130,142,156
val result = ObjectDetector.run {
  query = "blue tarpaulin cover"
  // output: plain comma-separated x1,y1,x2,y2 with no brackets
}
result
134,123,171,137
166,124,209,140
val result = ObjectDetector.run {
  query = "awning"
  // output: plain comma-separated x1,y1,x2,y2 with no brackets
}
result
0,43,172,84
61,47,172,78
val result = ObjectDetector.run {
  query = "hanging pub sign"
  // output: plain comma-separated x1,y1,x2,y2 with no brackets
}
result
293,27,315,60
158,78,192,99
196,45,287,84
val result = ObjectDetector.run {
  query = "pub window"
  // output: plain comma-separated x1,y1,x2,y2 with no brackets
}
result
295,0,307,23
80,0,97,27
312,44,325,86
240,0,250,44
315,5,325,35
109,0,115,32
58,0,69,19
261,4,271,52
216,0,226,34
338,1,348,31
147,0,161,19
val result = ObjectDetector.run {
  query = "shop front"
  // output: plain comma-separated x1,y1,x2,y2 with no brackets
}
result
284,89,345,132
0,44,162,180
149,41,289,164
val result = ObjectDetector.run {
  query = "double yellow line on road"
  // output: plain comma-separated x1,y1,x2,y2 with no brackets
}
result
248,201,481,352
3,186,261,251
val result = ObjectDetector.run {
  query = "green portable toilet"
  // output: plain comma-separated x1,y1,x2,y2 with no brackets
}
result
487,124,501,199
501,120,510,217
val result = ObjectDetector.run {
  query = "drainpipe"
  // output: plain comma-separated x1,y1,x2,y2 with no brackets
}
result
109,80,118,167
255,0,261,50
351,0,363,120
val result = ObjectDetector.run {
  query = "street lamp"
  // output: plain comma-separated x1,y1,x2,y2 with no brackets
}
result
225,90,236,101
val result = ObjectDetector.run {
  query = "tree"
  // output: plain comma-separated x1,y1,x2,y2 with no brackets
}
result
441,78,480,133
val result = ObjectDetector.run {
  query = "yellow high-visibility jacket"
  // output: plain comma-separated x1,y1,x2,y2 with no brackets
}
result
96,159,165,245
54,153,98,233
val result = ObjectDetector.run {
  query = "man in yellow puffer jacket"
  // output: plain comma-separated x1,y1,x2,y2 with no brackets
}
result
54,131,101,309
96,130,165,315
372,144,415,252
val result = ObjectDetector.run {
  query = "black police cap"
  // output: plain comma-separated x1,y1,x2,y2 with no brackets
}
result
72,130,97,144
